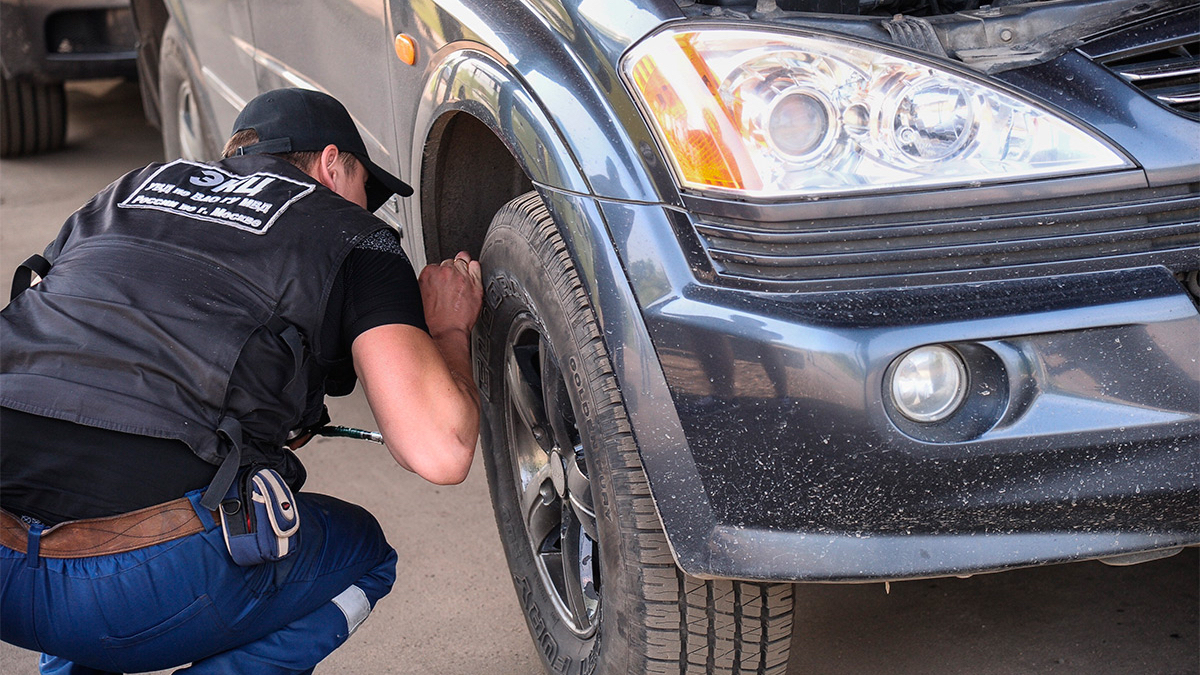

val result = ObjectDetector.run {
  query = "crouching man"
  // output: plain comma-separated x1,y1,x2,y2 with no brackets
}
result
0,88,482,674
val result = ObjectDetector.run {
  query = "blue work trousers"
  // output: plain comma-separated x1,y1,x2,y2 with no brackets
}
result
0,491,397,674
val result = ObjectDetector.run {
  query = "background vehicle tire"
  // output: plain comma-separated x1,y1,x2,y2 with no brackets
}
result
478,192,794,675
0,75,66,158
158,20,211,161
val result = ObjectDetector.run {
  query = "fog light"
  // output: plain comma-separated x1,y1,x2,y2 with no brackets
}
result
891,345,967,423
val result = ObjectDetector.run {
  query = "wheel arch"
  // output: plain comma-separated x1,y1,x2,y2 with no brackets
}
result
410,47,724,578
412,47,591,265
418,110,533,265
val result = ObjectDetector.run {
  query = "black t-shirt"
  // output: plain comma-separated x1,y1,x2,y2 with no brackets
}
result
0,229,425,526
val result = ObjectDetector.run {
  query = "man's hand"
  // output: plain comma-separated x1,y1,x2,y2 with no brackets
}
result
419,252,482,339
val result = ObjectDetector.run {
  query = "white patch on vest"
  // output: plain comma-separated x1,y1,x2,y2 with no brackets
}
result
117,159,315,235
331,584,371,636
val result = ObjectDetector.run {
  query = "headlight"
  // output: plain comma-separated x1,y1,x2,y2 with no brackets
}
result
621,26,1131,198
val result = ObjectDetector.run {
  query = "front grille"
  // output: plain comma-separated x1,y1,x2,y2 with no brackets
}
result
696,183,1200,286
1080,5,1200,119
1103,41,1200,118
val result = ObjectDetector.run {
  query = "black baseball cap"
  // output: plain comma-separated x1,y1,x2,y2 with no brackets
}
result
232,88,413,211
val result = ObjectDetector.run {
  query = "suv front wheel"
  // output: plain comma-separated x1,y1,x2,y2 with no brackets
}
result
477,192,795,675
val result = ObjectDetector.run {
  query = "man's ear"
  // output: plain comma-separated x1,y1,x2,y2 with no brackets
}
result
311,144,341,191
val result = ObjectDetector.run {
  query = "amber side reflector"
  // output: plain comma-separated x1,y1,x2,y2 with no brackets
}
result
394,34,417,65
631,53,745,190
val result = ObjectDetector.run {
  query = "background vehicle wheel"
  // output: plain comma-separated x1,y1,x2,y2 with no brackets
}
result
158,20,211,161
0,75,66,158
478,192,795,675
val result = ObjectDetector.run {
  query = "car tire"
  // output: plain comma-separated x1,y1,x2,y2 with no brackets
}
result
0,75,67,158
158,20,211,161
478,191,794,675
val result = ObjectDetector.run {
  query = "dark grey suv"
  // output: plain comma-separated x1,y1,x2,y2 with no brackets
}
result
130,0,1199,673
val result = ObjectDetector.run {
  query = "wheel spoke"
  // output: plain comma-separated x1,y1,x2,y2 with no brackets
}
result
519,462,555,524
539,336,576,455
178,81,204,161
524,473,560,555
504,320,600,638
507,343,553,451
535,526,566,596
564,446,598,541
559,501,595,631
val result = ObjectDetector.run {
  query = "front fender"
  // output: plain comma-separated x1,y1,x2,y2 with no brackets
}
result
412,46,591,197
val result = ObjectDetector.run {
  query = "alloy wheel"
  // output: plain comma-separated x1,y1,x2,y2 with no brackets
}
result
504,316,600,636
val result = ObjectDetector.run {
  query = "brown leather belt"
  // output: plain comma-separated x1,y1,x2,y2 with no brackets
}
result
1,498,206,559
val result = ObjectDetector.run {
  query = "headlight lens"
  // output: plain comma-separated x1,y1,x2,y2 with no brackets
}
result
622,27,1131,197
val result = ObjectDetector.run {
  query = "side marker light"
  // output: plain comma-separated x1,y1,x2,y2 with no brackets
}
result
395,34,418,65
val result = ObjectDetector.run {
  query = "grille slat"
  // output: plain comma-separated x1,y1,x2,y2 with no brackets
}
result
1105,46,1200,116
706,222,1200,270
696,193,1200,247
1154,85,1200,106
695,184,1200,286
1117,55,1200,82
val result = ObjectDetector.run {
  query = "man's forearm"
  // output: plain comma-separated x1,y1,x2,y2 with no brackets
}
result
353,323,480,484
430,326,481,448
431,327,480,408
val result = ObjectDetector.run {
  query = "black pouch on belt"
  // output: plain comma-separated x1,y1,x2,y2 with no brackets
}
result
217,467,300,566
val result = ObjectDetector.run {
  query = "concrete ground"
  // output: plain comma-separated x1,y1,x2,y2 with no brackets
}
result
0,80,1196,675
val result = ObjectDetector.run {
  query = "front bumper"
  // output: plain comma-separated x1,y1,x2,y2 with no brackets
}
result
653,265,1197,581
594,182,1199,582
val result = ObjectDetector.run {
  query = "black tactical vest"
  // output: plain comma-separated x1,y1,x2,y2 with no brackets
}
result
1,155,388,504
